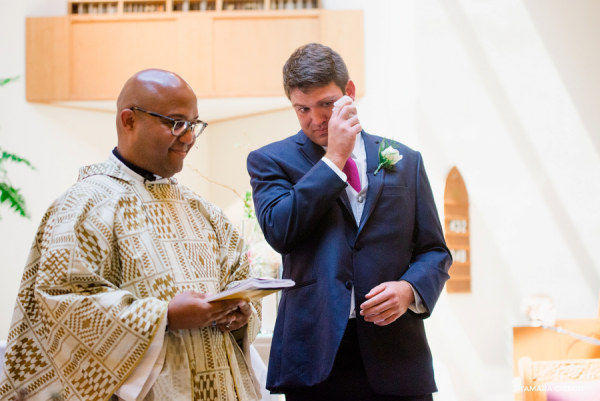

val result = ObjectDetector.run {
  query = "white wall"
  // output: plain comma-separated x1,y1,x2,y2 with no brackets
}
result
2,1,600,400
416,1,600,399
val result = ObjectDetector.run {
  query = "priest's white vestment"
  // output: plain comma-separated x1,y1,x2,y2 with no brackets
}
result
0,154,261,401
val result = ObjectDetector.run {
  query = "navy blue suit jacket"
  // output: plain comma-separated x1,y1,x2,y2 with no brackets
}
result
247,130,451,396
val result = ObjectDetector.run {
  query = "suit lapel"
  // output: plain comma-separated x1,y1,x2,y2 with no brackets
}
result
296,130,353,221
297,131,326,166
358,132,385,235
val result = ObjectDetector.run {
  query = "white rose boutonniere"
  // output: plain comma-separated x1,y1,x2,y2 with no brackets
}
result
374,139,403,176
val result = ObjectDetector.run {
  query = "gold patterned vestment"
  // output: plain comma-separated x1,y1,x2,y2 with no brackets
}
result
0,155,261,401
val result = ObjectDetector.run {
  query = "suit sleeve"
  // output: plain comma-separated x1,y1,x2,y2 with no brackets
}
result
400,152,452,319
247,149,348,255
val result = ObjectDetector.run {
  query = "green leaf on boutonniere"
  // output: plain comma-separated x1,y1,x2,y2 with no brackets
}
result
374,138,403,176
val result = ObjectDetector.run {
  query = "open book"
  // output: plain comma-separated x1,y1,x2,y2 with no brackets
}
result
205,277,296,303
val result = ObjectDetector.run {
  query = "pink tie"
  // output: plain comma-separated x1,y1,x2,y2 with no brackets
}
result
343,158,361,193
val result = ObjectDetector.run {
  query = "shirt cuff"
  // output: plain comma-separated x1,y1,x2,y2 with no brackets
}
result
322,157,347,182
401,281,427,314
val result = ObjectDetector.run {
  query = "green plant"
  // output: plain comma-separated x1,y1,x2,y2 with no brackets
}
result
0,77,19,87
243,191,255,220
0,76,35,219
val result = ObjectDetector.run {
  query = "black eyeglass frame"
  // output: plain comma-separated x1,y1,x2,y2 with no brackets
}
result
130,106,208,138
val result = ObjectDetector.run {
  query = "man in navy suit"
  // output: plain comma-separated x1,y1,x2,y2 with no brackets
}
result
247,43,452,401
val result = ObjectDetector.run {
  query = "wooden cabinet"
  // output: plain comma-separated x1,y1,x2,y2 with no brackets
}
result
444,166,471,293
26,8,363,102
67,0,321,15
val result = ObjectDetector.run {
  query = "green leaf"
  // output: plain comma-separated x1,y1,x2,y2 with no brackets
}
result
0,76,32,221
0,76,20,87
0,182,30,218
0,149,35,169
378,137,389,164
243,191,256,220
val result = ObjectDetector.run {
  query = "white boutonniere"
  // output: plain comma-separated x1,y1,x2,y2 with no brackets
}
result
374,138,402,176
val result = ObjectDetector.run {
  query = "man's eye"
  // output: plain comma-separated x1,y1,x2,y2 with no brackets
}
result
299,108,308,113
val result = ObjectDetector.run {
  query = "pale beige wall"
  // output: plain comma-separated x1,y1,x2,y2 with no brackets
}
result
191,108,299,226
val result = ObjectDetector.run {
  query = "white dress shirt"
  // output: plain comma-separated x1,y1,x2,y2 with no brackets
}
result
321,133,426,318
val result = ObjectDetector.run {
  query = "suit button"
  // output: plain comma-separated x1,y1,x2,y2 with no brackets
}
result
345,281,353,290
354,242,363,250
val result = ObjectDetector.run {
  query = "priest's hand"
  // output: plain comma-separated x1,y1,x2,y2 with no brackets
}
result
359,281,415,326
167,291,244,330
217,301,252,333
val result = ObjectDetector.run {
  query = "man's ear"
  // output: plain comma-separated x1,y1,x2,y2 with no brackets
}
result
120,109,135,132
345,79,356,102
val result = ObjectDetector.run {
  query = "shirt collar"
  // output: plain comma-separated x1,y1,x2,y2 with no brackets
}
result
112,148,158,182
109,149,172,184
352,132,365,159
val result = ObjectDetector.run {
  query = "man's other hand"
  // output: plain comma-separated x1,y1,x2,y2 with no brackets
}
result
359,281,415,326
325,95,362,170
217,301,252,333
167,291,244,330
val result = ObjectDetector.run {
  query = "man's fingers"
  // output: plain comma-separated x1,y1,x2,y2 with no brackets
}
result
347,115,360,127
369,307,395,323
210,306,239,322
217,320,242,333
210,298,243,312
363,300,393,317
214,314,236,326
337,104,357,120
238,303,252,315
362,289,390,309
212,313,237,326
362,299,393,319
189,291,210,299
365,283,386,299
374,312,399,326
332,95,353,114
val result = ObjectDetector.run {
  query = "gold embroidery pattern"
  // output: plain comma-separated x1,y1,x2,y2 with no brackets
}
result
0,159,260,401
5,336,48,384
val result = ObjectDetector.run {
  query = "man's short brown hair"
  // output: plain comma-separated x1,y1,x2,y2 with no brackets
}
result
283,43,349,99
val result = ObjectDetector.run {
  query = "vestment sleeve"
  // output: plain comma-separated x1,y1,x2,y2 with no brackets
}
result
113,316,168,401
0,185,168,401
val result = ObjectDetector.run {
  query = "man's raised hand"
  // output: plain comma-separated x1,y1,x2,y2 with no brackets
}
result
325,95,362,171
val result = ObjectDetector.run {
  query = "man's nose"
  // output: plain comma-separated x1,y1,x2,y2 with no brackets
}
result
178,128,195,144
311,109,328,125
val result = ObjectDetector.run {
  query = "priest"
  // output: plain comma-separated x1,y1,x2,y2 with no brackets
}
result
0,69,261,401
